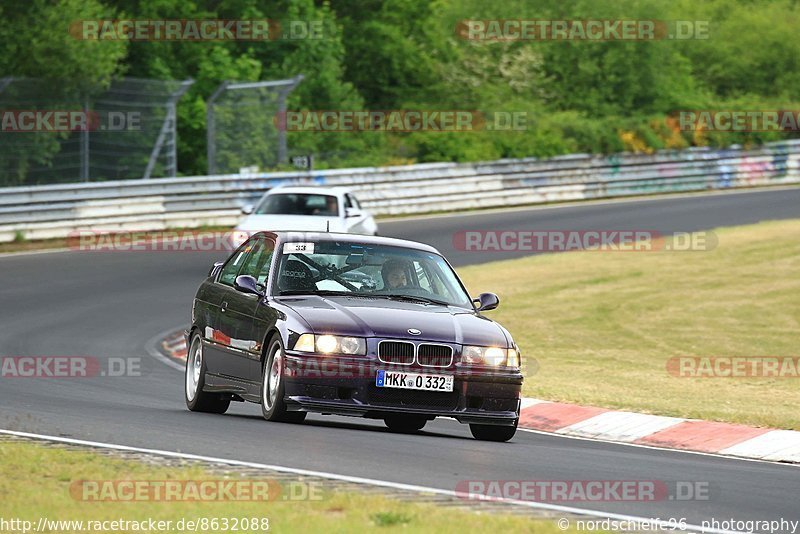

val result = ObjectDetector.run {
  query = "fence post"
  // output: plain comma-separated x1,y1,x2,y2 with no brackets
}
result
206,75,304,174
206,81,229,176
277,75,304,165
81,96,89,181
143,79,194,179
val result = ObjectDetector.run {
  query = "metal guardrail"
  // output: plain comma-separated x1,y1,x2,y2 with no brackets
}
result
0,140,798,242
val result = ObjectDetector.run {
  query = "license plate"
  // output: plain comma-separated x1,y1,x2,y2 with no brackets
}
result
376,370,454,392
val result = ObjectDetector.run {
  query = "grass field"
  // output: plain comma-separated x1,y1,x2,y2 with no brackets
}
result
0,440,587,534
459,219,800,430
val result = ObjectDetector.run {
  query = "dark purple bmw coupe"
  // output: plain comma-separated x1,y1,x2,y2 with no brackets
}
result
185,231,523,441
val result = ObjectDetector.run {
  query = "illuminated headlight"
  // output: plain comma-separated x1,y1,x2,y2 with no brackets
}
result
293,334,366,356
316,335,339,353
461,345,515,367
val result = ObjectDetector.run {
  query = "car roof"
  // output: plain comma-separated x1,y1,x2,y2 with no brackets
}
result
253,231,441,255
265,185,348,196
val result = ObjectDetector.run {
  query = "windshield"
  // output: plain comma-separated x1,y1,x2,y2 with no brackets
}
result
255,193,339,217
274,240,473,308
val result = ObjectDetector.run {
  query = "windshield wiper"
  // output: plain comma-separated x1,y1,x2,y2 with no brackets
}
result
381,294,450,306
278,290,362,297
278,290,451,306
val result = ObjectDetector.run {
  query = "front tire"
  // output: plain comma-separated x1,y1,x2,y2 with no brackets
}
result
185,333,230,414
261,337,306,423
469,420,517,442
384,415,428,433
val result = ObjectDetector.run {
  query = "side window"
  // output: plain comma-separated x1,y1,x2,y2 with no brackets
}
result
240,238,275,286
344,194,354,209
218,244,251,286
348,194,361,209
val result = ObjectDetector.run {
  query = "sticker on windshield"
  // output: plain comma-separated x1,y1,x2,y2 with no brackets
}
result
284,242,315,254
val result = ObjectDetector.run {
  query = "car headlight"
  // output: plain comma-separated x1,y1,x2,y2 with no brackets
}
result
293,334,366,356
461,345,517,367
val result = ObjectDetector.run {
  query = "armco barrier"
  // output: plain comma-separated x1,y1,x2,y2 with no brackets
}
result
0,140,798,242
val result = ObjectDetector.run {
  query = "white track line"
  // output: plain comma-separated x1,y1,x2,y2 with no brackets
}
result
0,247,71,258
0,428,746,534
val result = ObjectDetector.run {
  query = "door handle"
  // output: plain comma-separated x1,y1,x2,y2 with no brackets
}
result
220,301,228,313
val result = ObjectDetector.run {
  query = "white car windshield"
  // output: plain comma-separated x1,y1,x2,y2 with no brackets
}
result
274,240,473,308
255,193,339,217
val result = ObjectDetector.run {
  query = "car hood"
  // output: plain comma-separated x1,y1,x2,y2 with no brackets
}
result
277,296,509,347
236,214,345,233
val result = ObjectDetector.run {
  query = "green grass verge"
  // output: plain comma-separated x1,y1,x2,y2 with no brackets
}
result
0,441,584,534
459,219,800,430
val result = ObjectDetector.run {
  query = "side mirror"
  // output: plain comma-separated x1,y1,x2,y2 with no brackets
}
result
345,207,362,218
241,204,254,215
209,261,224,278
474,292,499,312
234,275,263,296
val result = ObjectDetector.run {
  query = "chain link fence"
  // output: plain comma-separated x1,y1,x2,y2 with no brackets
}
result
206,75,303,175
0,77,192,186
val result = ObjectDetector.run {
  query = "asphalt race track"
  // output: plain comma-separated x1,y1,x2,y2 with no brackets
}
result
1,188,799,529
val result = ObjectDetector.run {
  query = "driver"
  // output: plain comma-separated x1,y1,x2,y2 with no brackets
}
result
312,196,339,216
381,259,413,289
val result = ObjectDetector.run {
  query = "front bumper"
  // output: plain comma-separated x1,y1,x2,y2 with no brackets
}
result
283,352,523,426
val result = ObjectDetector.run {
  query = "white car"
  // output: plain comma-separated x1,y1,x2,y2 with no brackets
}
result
235,186,378,239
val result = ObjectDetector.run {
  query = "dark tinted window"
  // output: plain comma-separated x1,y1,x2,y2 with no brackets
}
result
255,193,339,217
239,238,275,286
218,244,250,286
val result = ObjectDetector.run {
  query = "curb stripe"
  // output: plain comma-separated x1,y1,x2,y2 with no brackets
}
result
556,411,684,443
518,402,607,432
636,421,770,452
720,430,800,461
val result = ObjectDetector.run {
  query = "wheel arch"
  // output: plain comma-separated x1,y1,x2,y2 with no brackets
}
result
260,327,284,368
188,324,202,341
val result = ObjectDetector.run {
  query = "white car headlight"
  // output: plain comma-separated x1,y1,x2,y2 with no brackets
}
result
461,345,517,367
293,334,366,356
316,334,339,353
